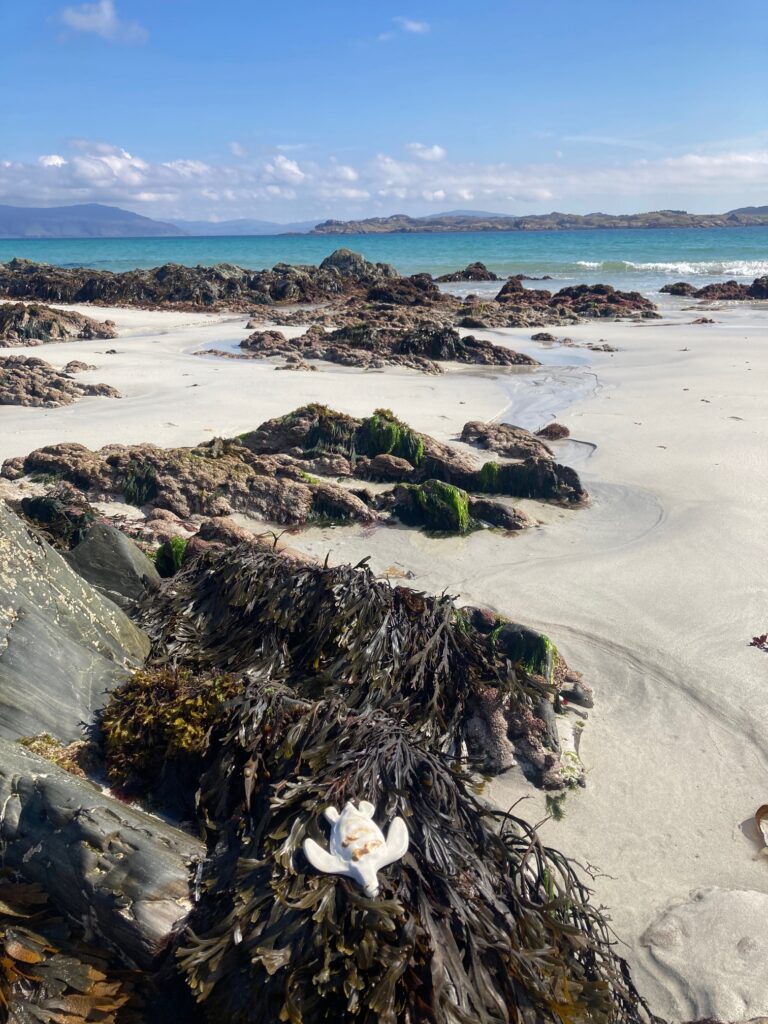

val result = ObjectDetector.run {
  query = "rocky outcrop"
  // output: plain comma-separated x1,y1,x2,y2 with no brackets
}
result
0,500,149,741
0,737,202,970
0,249,398,311
2,437,374,524
65,522,161,611
63,358,97,372
663,275,768,301
536,422,570,440
247,406,588,506
0,354,121,407
234,321,538,372
659,281,697,296
435,262,499,282
495,278,658,320
0,301,117,345
692,279,750,300
461,420,553,460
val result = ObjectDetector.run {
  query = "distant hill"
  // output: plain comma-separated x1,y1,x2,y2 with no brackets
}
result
311,208,768,234
171,217,319,236
0,204,186,239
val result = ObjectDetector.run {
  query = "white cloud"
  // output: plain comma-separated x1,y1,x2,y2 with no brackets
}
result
406,143,446,162
394,17,430,33
60,0,147,45
229,142,246,158
5,139,768,221
334,164,359,181
39,154,68,168
265,154,306,184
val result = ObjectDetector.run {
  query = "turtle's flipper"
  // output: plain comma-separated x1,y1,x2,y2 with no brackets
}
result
378,817,409,868
303,838,348,876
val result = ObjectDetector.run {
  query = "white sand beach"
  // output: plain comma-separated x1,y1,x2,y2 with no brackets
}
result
1,298,767,1020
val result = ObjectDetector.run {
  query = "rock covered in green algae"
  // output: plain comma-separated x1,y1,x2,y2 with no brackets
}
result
0,499,149,741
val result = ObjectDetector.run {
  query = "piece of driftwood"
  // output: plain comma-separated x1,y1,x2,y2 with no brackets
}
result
0,738,203,971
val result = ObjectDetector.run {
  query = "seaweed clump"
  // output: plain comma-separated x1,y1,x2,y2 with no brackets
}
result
112,542,652,1024
101,666,238,804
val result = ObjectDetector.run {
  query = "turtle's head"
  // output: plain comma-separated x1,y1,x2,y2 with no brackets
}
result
356,863,380,898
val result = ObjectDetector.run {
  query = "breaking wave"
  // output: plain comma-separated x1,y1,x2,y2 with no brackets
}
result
574,259,768,278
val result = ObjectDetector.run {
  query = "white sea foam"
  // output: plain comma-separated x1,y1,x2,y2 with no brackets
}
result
576,259,768,277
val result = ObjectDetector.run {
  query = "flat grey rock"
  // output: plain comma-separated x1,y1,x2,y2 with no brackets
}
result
0,737,202,970
0,500,149,741
65,521,161,610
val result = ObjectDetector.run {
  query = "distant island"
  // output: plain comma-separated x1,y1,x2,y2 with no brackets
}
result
311,207,768,234
0,203,184,239
2,202,768,240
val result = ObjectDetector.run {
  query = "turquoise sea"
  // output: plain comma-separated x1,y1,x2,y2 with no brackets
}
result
1,226,767,296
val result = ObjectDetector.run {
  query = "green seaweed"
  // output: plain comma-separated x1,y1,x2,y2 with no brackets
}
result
155,535,188,577
122,459,158,507
396,479,471,534
478,460,501,493
357,408,425,466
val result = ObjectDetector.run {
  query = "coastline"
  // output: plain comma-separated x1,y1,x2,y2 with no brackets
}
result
1,297,767,1019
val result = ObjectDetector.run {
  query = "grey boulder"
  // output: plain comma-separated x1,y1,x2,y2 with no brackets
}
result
0,737,202,969
0,500,149,741
65,521,161,610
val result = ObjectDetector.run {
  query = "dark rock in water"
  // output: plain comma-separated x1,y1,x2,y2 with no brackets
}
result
531,331,556,341
435,262,500,283
240,328,289,352
0,737,202,970
0,500,148,741
65,522,161,611
536,422,570,440
748,275,768,299
0,301,117,346
495,276,528,301
659,281,697,296
396,323,537,366
693,279,750,300
0,354,121,407
468,497,531,530
0,250,398,311
365,272,442,306
389,479,472,533
461,420,553,460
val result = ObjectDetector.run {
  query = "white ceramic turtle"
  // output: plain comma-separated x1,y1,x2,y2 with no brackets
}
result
303,800,409,897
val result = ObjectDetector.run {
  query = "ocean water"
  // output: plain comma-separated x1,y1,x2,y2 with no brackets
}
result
1,226,767,296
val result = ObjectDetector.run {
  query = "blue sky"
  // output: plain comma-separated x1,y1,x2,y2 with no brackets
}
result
1,0,767,221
